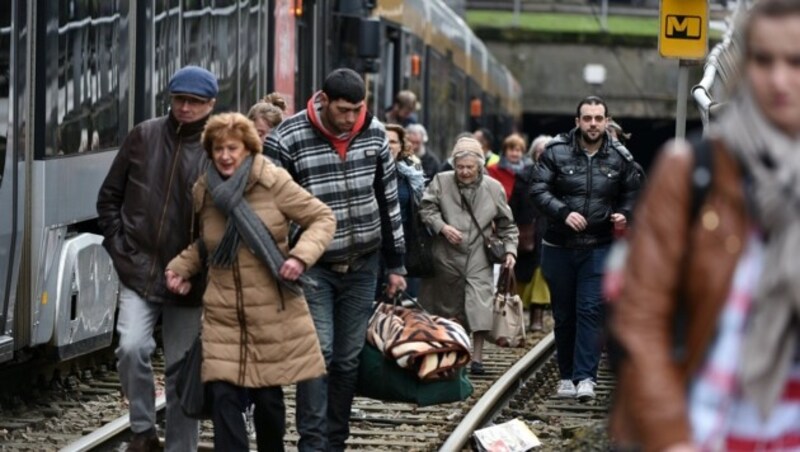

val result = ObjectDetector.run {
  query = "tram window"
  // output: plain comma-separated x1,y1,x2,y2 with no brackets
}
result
239,0,261,109
183,0,237,111
404,34,425,123
427,50,450,157
330,15,361,74
55,0,123,156
154,0,181,117
0,2,9,185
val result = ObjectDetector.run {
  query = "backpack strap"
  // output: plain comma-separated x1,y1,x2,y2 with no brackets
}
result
609,140,634,163
687,134,714,223
672,132,714,363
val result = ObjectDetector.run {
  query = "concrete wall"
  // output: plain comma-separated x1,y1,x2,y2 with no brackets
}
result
485,39,703,119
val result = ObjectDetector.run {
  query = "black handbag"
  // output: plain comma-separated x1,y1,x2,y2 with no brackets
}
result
405,199,435,278
170,335,212,419
460,191,506,264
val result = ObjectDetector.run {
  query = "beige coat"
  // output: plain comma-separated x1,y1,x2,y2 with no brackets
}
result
418,171,518,332
168,155,335,387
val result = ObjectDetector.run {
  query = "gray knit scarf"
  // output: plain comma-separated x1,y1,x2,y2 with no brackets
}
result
207,155,316,295
396,159,425,198
711,88,800,417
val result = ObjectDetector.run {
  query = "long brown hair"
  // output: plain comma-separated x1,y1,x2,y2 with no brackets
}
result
385,123,414,160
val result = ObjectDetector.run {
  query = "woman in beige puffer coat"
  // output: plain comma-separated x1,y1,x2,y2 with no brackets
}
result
166,112,335,451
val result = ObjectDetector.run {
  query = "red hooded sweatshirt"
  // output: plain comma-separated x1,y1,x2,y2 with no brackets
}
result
306,91,368,160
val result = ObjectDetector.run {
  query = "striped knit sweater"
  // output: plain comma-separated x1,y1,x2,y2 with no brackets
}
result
264,108,406,270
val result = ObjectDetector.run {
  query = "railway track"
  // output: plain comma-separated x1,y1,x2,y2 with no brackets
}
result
29,327,550,451
451,333,614,451
5,313,612,451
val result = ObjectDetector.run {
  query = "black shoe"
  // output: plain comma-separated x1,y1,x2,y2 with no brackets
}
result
126,428,161,452
470,361,486,375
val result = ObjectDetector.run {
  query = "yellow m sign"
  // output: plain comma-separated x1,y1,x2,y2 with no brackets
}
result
666,15,702,40
660,0,707,59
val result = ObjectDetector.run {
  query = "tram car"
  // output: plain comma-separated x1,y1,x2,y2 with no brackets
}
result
0,0,519,365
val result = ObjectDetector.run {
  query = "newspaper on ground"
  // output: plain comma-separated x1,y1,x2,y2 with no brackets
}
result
473,418,541,452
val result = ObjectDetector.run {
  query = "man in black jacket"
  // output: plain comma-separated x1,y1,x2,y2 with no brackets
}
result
96,66,216,452
531,95,640,402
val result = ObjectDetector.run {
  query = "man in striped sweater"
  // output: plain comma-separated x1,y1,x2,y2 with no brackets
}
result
264,68,406,452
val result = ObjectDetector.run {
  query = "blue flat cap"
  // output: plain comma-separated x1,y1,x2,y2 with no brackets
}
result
168,66,218,99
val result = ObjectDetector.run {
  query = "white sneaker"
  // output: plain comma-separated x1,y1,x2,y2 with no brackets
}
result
556,379,576,398
576,378,596,401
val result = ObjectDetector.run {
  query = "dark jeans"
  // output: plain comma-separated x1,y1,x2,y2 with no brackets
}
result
296,252,379,452
208,381,285,452
541,243,610,382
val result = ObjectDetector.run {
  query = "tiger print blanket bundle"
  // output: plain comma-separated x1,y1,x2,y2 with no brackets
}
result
366,303,472,381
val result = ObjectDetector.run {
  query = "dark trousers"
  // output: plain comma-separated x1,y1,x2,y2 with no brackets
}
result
541,243,610,382
208,381,285,452
296,252,380,452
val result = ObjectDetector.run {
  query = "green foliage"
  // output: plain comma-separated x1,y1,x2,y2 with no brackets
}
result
467,11,658,35
466,10,723,42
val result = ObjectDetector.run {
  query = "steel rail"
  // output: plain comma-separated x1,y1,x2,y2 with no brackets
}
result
58,394,166,452
439,332,556,452
691,1,750,129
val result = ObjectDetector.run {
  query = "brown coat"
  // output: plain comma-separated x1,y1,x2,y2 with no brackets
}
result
168,154,336,387
610,139,749,451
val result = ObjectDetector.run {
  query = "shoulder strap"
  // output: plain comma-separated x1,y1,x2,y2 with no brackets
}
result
609,140,634,163
673,132,714,363
459,188,490,243
687,133,714,223
548,133,570,147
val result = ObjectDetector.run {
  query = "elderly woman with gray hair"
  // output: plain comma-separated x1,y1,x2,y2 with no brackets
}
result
418,137,519,375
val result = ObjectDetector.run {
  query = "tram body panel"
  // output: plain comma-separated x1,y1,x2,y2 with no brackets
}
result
1,0,513,365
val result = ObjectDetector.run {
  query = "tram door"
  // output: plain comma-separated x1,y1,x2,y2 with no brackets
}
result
0,0,18,362
376,22,403,119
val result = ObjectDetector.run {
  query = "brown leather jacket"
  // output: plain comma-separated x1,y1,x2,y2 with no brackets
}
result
97,113,209,305
610,138,750,451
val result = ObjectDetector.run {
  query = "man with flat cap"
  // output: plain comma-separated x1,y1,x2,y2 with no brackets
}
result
97,66,218,452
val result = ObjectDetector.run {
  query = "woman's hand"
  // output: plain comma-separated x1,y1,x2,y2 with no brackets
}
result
440,225,463,245
279,257,306,281
165,269,192,295
504,253,516,269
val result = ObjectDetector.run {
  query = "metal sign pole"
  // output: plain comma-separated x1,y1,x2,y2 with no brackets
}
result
675,59,689,139
513,0,521,27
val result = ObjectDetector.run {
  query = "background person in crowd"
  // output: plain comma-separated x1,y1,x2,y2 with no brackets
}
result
406,123,440,182
96,66,218,452
165,112,335,452
247,93,287,143
531,95,640,402
612,1,800,450
384,89,419,127
487,134,546,332
606,119,632,145
522,135,553,331
384,124,426,297
474,127,500,167
440,131,477,173
419,137,518,376
264,68,406,452
529,135,552,163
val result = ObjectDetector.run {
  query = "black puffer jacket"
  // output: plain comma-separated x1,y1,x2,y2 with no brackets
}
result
530,128,641,249
97,113,209,305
